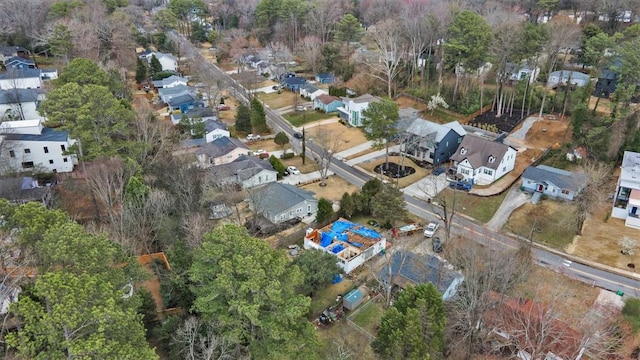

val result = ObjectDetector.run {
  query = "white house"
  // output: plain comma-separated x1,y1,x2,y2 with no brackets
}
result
521,165,587,202
0,69,42,90
449,135,517,185
337,94,381,127
506,62,539,84
0,88,44,120
155,52,178,72
212,154,277,189
195,136,250,167
547,70,590,88
304,218,386,274
299,83,327,101
250,182,318,224
40,68,58,80
152,75,188,89
203,118,230,143
611,151,640,228
0,119,78,174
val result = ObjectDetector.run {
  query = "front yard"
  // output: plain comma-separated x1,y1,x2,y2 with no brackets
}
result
256,91,298,109
357,156,430,188
441,188,509,224
284,111,338,127
503,200,577,249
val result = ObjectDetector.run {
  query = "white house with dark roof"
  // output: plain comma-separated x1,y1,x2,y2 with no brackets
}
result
203,118,230,143
155,52,178,72
299,83,327,101
0,119,77,173
612,151,640,228
0,88,45,120
337,94,381,127
521,165,587,202
0,69,43,89
152,75,188,89
212,154,277,189
449,135,517,185
195,136,250,167
4,56,36,70
249,182,317,224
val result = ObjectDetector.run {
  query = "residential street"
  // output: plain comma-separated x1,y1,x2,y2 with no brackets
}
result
172,32,640,297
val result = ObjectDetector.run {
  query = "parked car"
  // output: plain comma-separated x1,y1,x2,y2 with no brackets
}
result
449,181,472,191
293,132,303,139
423,222,439,238
287,166,300,175
283,169,290,176
295,105,307,111
254,149,267,156
247,134,261,141
433,166,446,176
432,237,443,253
217,104,230,111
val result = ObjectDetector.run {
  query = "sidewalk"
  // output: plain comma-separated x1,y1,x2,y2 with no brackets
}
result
344,145,401,166
335,141,373,159
293,117,341,131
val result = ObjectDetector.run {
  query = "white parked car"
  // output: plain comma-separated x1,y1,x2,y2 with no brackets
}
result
247,134,261,141
287,166,300,175
423,222,439,238
254,149,266,156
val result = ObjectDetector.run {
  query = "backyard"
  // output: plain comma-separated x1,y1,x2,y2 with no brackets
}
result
348,298,384,336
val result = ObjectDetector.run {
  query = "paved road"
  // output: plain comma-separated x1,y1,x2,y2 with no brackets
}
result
171,32,640,297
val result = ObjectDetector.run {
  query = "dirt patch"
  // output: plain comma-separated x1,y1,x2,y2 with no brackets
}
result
569,201,640,270
523,117,571,149
301,175,360,203
307,122,368,153
395,94,427,111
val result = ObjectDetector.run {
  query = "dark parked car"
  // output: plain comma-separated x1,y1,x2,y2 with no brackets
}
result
432,237,443,253
293,132,303,139
433,166,446,176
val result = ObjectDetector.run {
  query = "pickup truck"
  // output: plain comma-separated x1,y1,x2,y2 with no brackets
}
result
449,181,472,191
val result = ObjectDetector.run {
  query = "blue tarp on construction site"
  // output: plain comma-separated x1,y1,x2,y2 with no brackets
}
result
331,244,345,253
320,232,333,247
351,225,382,239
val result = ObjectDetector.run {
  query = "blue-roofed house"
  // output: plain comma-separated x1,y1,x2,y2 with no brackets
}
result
167,94,204,113
0,119,77,173
158,84,196,104
281,76,307,91
522,165,587,202
4,56,36,70
0,88,45,120
249,182,317,224
304,218,387,274
315,73,335,84
377,251,464,301
0,69,43,89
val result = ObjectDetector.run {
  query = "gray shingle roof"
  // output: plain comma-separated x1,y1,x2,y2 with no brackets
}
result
158,84,195,98
0,69,41,79
203,118,227,132
212,154,275,181
315,94,341,105
152,75,187,88
450,135,513,170
406,118,466,141
0,88,40,104
167,94,198,106
252,182,316,216
378,251,463,294
522,165,587,192
196,136,249,158
4,127,68,142
0,177,49,203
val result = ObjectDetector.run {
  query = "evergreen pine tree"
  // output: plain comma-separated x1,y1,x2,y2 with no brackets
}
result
250,97,267,133
149,54,162,76
135,58,147,84
235,104,252,133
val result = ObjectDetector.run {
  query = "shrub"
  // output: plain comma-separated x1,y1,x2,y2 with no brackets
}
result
269,155,286,178
280,152,295,159
623,298,640,332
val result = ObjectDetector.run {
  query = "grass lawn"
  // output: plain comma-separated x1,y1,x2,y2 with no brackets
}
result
503,200,576,249
349,300,384,335
431,107,463,123
255,91,297,109
283,111,337,127
316,323,377,360
436,188,509,223
301,175,360,203
279,154,318,173
309,280,354,318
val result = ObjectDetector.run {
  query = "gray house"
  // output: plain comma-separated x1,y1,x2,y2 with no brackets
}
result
249,182,317,224
403,118,467,165
377,251,464,301
521,165,587,202
211,154,277,189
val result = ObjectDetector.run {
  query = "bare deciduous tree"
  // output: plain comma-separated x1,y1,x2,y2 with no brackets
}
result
575,161,611,235
365,20,406,98
85,157,132,224
297,36,324,74
175,316,236,360
305,0,342,44
310,127,340,187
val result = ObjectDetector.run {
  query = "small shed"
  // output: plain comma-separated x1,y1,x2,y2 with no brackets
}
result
343,288,365,310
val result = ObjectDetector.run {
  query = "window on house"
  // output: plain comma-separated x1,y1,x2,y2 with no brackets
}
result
488,155,496,163
9,150,15,158
502,167,506,171
43,146,49,153
24,148,31,154
49,160,54,164
483,169,493,175
61,145,66,152
561,189,570,195
460,147,467,155
63,157,68,163
21,161,34,168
